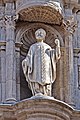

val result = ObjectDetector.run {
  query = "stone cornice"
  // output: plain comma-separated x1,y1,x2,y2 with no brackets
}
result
0,41,6,51
74,48,80,54
0,41,6,46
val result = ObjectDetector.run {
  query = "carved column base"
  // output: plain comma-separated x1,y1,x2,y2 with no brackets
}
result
6,98,16,103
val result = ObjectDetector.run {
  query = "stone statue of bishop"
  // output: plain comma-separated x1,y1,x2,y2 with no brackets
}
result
22,28,61,96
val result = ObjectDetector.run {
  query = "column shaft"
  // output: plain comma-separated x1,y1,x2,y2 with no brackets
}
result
0,4,6,103
5,2,16,103
64,7,75,106
1,46,6,102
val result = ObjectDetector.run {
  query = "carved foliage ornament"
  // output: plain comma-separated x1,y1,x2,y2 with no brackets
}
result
63,16,78,34
0,14,19,28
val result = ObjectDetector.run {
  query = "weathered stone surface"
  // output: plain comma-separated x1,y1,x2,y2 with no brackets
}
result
22,28,61,96
5,2,16,103
0,0,80,119
16,0,63,25
0,98,79,120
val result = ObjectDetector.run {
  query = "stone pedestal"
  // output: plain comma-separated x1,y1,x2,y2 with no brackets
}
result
0,96,79,120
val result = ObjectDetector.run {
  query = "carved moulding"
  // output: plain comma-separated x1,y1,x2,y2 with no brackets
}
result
16,0,63,25
0,98,75,120
16,98,74,120
16,23,64,56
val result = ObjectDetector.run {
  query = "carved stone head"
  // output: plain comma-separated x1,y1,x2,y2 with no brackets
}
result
35,28,46,42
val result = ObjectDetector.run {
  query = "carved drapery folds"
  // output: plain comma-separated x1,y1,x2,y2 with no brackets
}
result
0,1,80,119
15,0,65,101
16,23,65,100
2,0,76,105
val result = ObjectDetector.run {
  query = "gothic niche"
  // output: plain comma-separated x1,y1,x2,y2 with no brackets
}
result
16,23,64,100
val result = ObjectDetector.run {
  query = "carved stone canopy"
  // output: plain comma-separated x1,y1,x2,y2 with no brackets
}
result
16,23,64,56
18,6,63,25
16,0,63,25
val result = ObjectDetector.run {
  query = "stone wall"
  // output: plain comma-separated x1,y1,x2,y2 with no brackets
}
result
0,0,80,119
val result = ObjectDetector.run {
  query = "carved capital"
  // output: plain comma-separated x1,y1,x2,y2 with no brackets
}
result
4,14,18,28
63,16,77,34
5,15,15,28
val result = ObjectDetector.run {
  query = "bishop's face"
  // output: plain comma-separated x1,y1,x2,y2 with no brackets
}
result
35,29,46,42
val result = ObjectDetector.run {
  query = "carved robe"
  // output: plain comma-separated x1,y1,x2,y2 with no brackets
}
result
22,42,58,86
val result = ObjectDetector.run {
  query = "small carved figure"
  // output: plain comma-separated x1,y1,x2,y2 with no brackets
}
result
22,28,61,96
